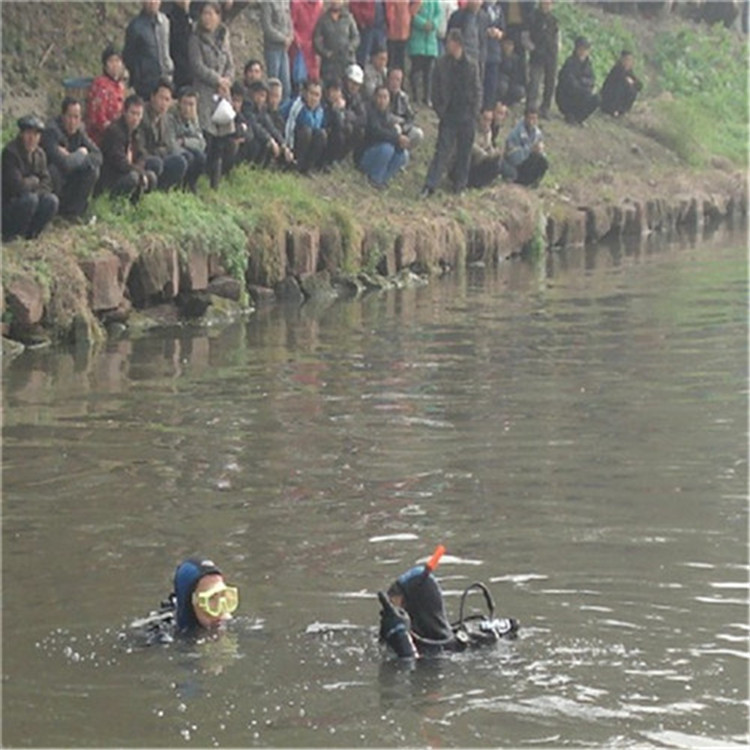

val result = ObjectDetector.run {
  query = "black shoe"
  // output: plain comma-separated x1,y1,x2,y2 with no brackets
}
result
419,186,434,199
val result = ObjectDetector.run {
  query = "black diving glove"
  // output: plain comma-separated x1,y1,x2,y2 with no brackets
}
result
378,591,418,658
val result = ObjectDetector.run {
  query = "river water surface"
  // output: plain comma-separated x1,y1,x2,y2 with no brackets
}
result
3,228,748,748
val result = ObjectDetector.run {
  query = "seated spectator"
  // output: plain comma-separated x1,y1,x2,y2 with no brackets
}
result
141,80,189,190
86,45,127,147
468,108,503,188
98,94,158,203
243,58,266,96
123,0,175,99
556,36,600,125
229,82,257,167
266,78,289,134
490,99,508,146
245,80,295,168
323,78,353,164
41,97,102,220
501,105,547,186
363,45,388,99
164,86,207,191
342,63,368,157
600,49,643,117
358,85,409,189
497,36,525,107
2,116,59,242
386,67,423,149
284,79,328,174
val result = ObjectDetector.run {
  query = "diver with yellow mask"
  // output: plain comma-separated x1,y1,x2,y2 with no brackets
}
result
131,557,239,644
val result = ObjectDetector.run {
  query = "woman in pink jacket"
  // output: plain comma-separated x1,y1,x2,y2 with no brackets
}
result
290,0,324,89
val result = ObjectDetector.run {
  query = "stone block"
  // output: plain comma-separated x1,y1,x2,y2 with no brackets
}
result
585,204,614,242
79,252,124,311
208,253,228,279
5,276,45,327
127,246,180,307
395,227,418,269
274,276,304,304
287,226,320,277
248,285,277,307
207,275,243,302
180,249,209,292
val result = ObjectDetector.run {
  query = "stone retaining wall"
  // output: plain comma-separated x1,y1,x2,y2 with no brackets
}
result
2,172,746,354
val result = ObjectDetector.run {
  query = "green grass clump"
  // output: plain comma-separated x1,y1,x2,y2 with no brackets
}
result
649,24,748,166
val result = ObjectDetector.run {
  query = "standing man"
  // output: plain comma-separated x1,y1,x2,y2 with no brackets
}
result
527,0,558,119
447,0,487,76
261,0,294,100
350,0,388,67
556,36,599,125
123,0,175,99
2,116,59,242
41,97,102,220
420,28,481,197
313,0,360,86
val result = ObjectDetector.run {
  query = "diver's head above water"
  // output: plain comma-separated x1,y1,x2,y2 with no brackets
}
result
173,557,239,632
387,564,453,641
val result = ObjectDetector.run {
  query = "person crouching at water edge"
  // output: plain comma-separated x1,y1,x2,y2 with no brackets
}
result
131,557,239,643
378,545,519,659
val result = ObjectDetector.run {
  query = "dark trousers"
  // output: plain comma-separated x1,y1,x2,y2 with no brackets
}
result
513,151,548,186
527,55,557,114
180,148,207,191
409,55,434,105
482,61,500,110
295,125,327,174
556,89,600,124
145,153,188,191
50,162,100,218
2,192,59,241
325,122,354,164
105,168,158,203
357,25,388,67
425,118,475,193
468,155,502,189
206,133,237,189
497,76,525,107
387,39,407,71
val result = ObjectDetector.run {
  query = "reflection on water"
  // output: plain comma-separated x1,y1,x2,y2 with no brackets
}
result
3,227,748,747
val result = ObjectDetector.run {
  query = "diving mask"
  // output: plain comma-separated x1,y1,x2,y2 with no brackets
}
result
193,582,239,618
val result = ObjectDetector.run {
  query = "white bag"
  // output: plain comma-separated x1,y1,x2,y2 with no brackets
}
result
211,97,235,126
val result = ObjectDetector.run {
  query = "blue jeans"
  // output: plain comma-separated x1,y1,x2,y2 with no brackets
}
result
265,46,292,101
359,142,408,186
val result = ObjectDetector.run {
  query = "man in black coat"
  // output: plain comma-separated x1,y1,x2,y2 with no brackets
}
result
496,36,525,107
555,36,600,125
421,29,482,197
2,116,59,241
600,49,643,117
123,0,175,99
41,97,102,219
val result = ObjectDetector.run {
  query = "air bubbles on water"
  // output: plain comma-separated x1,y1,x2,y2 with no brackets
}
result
180,728,190,741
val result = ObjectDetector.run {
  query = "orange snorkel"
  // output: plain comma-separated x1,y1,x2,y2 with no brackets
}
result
424,544,446,575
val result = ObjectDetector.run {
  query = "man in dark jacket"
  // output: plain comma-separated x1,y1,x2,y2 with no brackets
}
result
447,0,488,77
2,116,59,241
421,29,482,197
41,97,102,219
496,36,525,106
342,64,368,161
527,0,558,118
358,85,410,188
600,49,643,117
99,94,158,203
387,67,423,149
141,79,189,190
123,0,175,99
313,0,360,85
555,35,600,125
163,0,194,91
243,80,295,168
481,1,506,110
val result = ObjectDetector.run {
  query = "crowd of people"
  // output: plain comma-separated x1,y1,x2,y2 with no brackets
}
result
2,0,645,243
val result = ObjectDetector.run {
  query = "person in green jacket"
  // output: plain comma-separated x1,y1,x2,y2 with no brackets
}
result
407,0,442,106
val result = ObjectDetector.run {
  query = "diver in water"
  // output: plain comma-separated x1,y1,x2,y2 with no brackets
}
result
131,557,239,644
378,546,519,658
